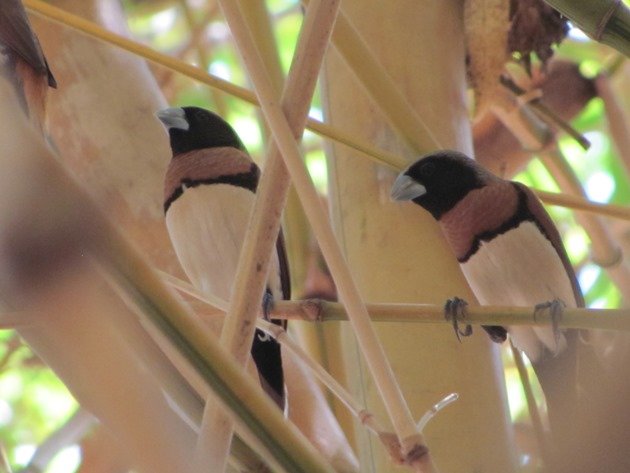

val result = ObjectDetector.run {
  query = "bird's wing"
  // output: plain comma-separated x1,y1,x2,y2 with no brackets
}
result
275,228,291,301
0,0,56,87
515,182,584,307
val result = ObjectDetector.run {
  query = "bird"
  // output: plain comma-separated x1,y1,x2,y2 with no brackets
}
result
391,149,584,438
0,0,57,131
157,106,289,409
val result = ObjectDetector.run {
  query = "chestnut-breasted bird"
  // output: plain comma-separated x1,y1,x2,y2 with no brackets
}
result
0,0,56,130
391,150,583,436
157,106,289,409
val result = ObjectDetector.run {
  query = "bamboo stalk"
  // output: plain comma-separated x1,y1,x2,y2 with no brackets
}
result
257,319,386,436
21,1,630,224
239,2,357,467
102,228,334,473
322,2,514,470
216,1,433,469
302,0,442,153
198,1,343,471
543,0,630,56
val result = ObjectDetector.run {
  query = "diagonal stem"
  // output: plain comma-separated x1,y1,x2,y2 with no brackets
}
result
195,1,343,471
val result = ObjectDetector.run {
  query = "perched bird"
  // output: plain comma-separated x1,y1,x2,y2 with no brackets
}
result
391,150,583,437
0,0,56,130
157,106,289,409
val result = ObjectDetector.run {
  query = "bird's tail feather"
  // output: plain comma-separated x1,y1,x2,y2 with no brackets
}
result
251,326,285,410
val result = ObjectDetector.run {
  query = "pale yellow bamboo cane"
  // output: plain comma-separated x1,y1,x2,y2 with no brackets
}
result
239,2,357,465
198,1,344,471
217,2,432,468
303,0,442,153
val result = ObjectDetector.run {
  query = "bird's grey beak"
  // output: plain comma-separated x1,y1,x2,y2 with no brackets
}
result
390,173,426,201
157,107,189,131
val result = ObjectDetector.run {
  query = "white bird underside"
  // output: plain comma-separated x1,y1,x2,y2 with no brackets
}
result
165,184,283,303
461,221,577,362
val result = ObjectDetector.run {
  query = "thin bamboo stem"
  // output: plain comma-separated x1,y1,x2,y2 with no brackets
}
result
499,74,590,150
198,1,343,471
500,74,591,150
24,0,407,163
256,319,386,436
257,319,454,466
216,0,431,467
21,1,630,224
5,298,629,333
159,272,630,332
102,229,335,473
490,89,554,150
535,190,630,222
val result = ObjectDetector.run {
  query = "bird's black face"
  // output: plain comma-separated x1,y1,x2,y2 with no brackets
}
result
391,150,484,220
157,106,246,155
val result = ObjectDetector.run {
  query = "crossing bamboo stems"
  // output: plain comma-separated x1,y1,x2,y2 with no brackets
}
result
217,1,433,468
197,1,343,471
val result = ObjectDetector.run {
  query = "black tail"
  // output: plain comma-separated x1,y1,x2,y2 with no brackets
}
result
251,325,285,409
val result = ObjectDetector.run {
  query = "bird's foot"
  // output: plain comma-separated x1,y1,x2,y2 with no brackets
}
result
534,299,565,345
262,290,274,322
257,291,275,342
444,297,472,342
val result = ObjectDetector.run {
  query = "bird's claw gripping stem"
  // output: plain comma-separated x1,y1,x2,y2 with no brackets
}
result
534,299,565,345
444,297,472,342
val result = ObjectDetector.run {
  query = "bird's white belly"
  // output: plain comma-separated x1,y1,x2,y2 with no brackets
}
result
165,184,283,302
461,221,577,360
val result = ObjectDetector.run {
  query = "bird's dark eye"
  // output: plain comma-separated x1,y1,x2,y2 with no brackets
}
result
419,161,435,177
